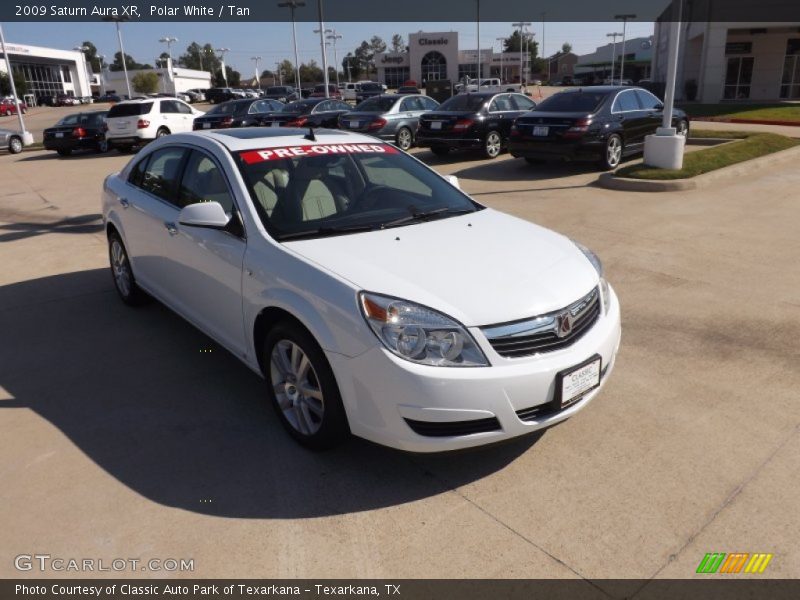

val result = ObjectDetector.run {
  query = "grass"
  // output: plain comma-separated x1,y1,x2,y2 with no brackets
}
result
678,103,800,123
616,131,799,180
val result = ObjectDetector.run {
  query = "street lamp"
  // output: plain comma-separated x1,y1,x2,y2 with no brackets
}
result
615,14,636,85
607,32,622,84
313,26,332,97
326,30,342,89
496,37,505,81
278,0,306,98
251,56,262,91
0,23,33,146
512,21,531,87
274,61,283,85
103,16,131,99
216,47,230,87
159,36,178,95
73,45,94,98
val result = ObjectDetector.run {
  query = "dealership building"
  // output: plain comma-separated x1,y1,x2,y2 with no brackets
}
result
0,42,92,101
375,31,523,87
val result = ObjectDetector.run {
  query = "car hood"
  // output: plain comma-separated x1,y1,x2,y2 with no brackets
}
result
284,208,599,327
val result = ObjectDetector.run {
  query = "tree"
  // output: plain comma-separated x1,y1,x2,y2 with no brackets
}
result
277,59,295,85
81,41,102,72
342,53,361,80
0,71,28,96
109,51,151,71
562,42,573,54
131,71,159,94
178,42,220,73
354,41,373,77
299,60,323,84
390,34,405,53
502,30,540,78
213,66,241,87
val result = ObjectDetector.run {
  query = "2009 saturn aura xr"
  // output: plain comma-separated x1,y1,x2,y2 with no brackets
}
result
102,127,621,452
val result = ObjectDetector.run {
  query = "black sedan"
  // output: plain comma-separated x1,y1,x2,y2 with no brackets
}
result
256,98,352,129
508,86,690,170
263,85,299,103
355,82,383,103
193,98,284,130
338,94,439,150
43,111,108,156
416,92,537,158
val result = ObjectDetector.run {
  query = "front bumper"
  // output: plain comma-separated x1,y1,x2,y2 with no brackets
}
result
328,285,622,452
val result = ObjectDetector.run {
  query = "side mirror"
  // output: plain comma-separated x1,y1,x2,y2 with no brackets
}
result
178,201,231,229
655,103,664,110
446,175,461,190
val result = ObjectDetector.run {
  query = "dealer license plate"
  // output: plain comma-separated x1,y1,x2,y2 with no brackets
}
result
202,122,211,129
349,121,360,128
558,355,601,408
55,132,64,138
431,121,442,130
533,126,549,136
270,122,280,128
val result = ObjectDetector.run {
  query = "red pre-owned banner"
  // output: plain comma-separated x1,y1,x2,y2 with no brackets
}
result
240,144,398,164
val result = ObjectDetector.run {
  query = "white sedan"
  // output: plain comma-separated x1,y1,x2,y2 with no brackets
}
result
102,128,621,452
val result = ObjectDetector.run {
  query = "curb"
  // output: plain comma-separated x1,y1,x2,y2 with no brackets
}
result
597,143,800,193
691,116,800,127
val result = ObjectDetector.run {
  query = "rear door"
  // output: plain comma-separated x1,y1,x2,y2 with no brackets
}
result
485,94,519,139
634,89,666,135
173,100,195,132
610,89,648,148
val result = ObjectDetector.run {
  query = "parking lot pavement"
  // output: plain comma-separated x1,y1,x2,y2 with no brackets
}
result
0,147,798,583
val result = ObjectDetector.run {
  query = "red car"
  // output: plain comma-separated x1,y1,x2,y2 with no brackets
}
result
308,84,342,100
0,99,27,116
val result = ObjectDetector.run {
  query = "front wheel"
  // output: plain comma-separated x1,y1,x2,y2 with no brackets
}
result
108,233,147,306
96,140,109,153
484,130,502,159
395,126,413,151
156,127,170,138
600,134,623,170
8,136,23,154
264,321,349,450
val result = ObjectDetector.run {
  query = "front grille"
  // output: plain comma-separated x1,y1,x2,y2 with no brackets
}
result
404,416,501,437
482,288,600,358
516,363,610,422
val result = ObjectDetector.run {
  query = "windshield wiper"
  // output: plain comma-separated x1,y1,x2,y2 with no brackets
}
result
382,207,474,229
276,223,377,241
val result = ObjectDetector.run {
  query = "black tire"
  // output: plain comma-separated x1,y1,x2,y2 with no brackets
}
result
483,129,502,159
108,232,147,306
8,136,23,154
57,148,72,156
96,140,109,153
599,133,623,170
395,126,413,151
263,320,350,450
3,109,10,117
156,127,170,138
430,146,450,157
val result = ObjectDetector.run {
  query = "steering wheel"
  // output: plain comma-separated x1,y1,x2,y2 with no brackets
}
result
353,184,393,211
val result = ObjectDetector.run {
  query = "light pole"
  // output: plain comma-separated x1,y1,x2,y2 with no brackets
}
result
159,36,178,95
251,56,262,91
496,37,505,81
274,61,283,85
215,47,230,87
541,12,546,76
326,30,342,88
0,23,33,146
475,0,481,89
615,14,636,84
512,21,531,86
607,32,622,84
103,16,131,98
98,54,106,95
278,0,306,98
313,26,332,97
73,45,94,98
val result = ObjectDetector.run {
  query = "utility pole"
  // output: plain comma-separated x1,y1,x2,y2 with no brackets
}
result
512,21,531,87
0,23,33,146
615,14,636,84
313,25,332,97
275,61,283,85
103,16,132,98
541,12,546,74
251,56,262,91
159,36,178,95
607,32,622,84
476,0,481,89
216,47,230,86
326,30,342,88
278,0,305,98
496,37,505,81
98,54,106,95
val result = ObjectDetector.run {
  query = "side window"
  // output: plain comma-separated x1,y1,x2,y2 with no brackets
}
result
612,91,641,112
160,101,176,114
635,89,662,110
422,96,439,110
510,94,536,111
334,101,350,111
399,96,416,111
178,150,235,213
249,101,265,114
128,155,151,187
140,147,187,204
489,95,512,112
176,101,193,114
314,101,329,112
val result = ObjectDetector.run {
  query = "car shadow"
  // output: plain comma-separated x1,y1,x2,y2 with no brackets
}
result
0,213,104,243
452,156,603,183
0,269,544,519
18,150,126,162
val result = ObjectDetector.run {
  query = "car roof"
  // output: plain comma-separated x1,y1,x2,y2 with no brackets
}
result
164,128,387,153
564,85,639,93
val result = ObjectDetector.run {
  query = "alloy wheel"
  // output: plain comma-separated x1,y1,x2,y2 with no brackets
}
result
396,128,412,150
110,239,132,298
270,340,325,436
485,131,501,158
606,136,622,168
9,137,22,154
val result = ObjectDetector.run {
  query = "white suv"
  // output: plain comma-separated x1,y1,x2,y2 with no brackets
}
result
105,98,204,153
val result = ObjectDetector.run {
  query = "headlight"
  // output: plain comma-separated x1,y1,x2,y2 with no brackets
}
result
359,292,489,367
573,240,611,316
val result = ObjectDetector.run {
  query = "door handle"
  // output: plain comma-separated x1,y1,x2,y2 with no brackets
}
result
119,197,130,208
164,222,178,236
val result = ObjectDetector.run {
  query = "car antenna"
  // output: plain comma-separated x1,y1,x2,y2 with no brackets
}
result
304,126,316,142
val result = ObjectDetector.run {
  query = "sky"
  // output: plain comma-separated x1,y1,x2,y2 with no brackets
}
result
3,21,655,74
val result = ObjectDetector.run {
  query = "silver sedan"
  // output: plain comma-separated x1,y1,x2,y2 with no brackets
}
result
0,128,24,154
338,94,440,150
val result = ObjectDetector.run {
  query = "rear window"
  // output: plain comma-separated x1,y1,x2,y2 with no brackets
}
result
281,102,311,114
107,102,153,118
438,95,488,112
207,101,250,116
534,91,607,113
355,96,396,112
360,83,382,91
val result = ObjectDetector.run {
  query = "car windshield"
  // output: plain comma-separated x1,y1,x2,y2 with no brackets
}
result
360,83,382,91
281,102,311,114
354,97,396,112
236,143,480,240
534,91,608,112
437,95,488,111
207,101,249,115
